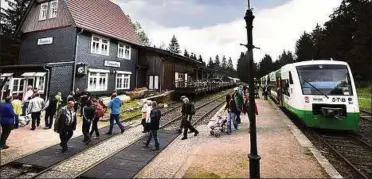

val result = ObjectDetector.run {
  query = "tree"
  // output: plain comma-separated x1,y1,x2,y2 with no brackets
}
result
311,23,324,59
0,0,31,66
221,55,227,70
184,49,189,57
214,55,220,70
237,52,248,82
258,54,274,78
227,57,236,77
168,35,181,54
198,55,203,62
127,15,150,46
295,32,314,61
207,57,214,68
277,50,295,67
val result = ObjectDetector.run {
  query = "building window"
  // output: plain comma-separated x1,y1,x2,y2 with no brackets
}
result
35,76,45,92
39,2,48,20
117,43,131,59
11,78,24,95
116,73,130,89
91,35,110,56
49,0,58,18
88,71,108,91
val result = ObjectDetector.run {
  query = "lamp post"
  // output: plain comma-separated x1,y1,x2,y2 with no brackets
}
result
243,0,261,178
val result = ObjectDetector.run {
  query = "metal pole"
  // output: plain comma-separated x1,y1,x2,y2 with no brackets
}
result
244,0,261,178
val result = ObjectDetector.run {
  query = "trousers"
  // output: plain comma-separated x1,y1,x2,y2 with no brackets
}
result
0,124,13,147
145,130,159,148
31,111,41,129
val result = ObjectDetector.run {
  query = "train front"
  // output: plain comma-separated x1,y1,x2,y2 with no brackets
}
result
296,62,360,130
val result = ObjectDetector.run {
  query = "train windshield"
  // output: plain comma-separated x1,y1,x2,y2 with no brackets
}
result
296,64,353,96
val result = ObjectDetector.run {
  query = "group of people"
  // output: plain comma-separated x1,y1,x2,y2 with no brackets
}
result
224,86,258,134
0,86,63,150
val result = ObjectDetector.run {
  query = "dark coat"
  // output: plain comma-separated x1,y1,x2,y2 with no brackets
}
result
148,108,161,130
0,102,15,125
45,97,57,115
54,107,77,132
82,106,96,122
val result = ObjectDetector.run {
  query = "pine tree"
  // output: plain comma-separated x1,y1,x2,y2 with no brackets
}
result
168,35,181,54
295,32,314,61
198,55,203,62
237,52,248,82
184,49,189,57
227,57,235,77
207,57,214,68
311,23,324,59
0,0,30,66
214,55,220,70
221,55,227,70
258,54,274,77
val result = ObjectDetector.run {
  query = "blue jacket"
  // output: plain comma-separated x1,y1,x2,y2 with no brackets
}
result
109,97,122,115
0,102,15,125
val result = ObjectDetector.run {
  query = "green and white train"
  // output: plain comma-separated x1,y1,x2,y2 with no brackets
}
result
261,60,360,130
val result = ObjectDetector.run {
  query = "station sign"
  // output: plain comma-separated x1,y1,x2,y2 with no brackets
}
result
37,37,53,45
104,60,120,68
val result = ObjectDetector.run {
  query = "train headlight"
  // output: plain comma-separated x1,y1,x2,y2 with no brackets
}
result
305,96,310,103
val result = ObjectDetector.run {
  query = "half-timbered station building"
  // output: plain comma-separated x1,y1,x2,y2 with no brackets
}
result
0,0,218,100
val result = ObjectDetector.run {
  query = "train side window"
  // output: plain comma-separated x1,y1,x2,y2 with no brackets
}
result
289,72,293,84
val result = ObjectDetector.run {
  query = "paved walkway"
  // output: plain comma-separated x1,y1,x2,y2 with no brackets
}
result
0,112,136,165
136,99,334,178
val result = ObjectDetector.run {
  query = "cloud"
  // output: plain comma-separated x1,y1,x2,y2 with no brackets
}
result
117,0,342,67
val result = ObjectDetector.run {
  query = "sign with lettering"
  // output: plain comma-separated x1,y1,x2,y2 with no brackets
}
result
37,37,53,45
104,60,120,68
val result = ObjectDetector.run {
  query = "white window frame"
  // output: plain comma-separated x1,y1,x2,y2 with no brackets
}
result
39,2,48,21
88,69,109,91
91,35,110,56
116,71,131,90
117,42,131,60
35,76,45,92
11,78,25,95
49,0,58,18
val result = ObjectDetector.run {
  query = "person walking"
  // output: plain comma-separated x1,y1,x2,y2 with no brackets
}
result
44,95,57,129
0,96,15,150
144,101,161,151
106,93,125,135
91,99,104,139
234,88,244,125
141,99,149,133
177,96,187,134
82,100,95,144
54,101,77,152
11,95,22,129
55,92,63,111
180,97,198,140
225,94,238,134
22,85,34,116
27,93,44,130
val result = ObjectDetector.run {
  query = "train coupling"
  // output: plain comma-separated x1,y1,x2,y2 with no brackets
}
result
321,107,344,120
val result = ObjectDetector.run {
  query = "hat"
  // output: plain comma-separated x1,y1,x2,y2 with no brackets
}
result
180,96,187,100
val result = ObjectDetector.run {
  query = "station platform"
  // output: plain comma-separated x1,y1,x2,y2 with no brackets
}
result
136,98,342,178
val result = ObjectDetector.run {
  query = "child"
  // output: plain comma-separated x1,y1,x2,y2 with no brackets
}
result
141,99,149,133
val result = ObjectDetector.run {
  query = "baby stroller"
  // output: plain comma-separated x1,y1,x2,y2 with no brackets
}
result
18,115,31,127
207,114,227,138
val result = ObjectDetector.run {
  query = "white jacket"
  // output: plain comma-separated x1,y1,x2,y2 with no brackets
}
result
28,97,45,113
23,90,34,103
146,106,153,123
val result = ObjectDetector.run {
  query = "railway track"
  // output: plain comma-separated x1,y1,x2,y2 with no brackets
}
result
313,131,372,179
360,110,372,122
74,91,228,179
0,89,231,179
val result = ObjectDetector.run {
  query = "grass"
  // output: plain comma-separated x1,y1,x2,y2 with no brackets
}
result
357,86,371,111
183,169,221,178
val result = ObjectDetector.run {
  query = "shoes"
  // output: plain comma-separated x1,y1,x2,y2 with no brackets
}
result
30,128,35,131
85,139,91,145
188,131,193,134
0,145,9,150
181,137,187,140
62,147,68,153
152,147,160,151
194,131,199,136
106,132,112,135
94,136,100,139
142,131,147,133
177,129,182,134
121,129,125,134
44,127,50,130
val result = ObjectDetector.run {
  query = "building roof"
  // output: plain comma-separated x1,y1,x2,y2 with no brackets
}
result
143,46,202,65
16,0,141,46
65,0,141,46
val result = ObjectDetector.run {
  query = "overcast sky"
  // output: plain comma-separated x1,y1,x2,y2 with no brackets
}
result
115,0,341,68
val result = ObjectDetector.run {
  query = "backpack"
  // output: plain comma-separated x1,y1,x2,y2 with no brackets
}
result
95,103,104,118
187,103,196,115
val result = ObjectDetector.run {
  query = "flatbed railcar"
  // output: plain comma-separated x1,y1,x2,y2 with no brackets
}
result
264,60,360,130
